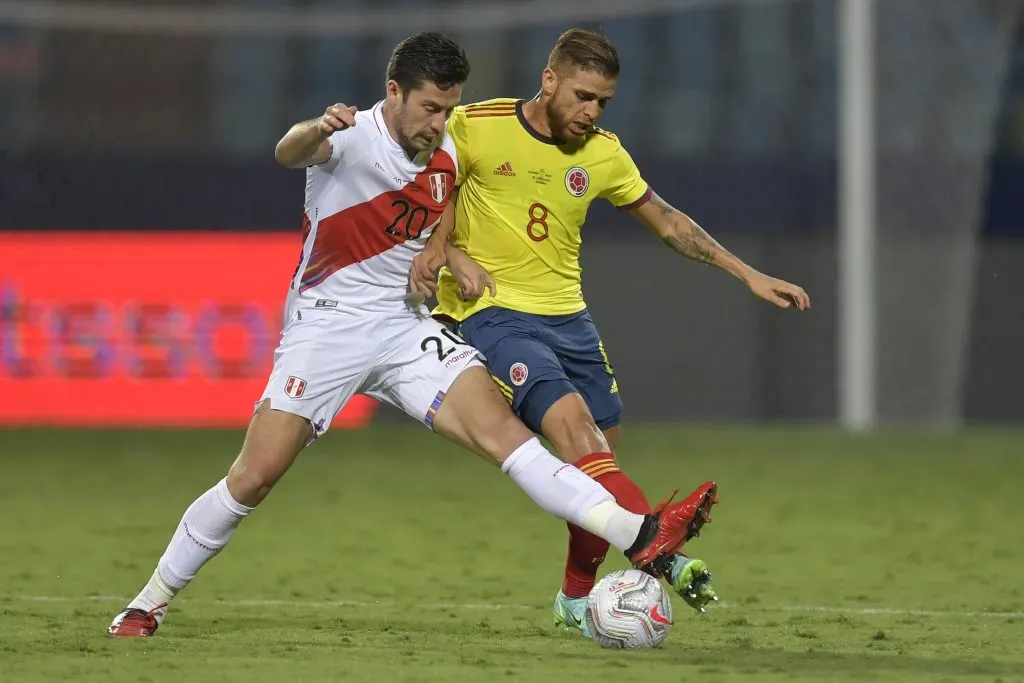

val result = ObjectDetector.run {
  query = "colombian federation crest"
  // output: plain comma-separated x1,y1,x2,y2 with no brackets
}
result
428,172,451,203
565,167,589,197
510,362,529,386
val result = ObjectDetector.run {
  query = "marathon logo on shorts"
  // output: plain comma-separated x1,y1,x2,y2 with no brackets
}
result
284,376,307,398
510,362,529,386
444,348,477,368
428,172,450,204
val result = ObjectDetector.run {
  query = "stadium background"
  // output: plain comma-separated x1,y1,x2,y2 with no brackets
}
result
3,0,1023,428
3,3,1024,682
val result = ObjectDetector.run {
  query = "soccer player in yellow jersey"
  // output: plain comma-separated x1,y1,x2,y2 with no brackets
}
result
412,28,809,637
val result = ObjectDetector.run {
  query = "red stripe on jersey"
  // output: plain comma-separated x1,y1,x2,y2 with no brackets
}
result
465,102,516,111
300,150,456,291
289,213,313,289
301,212,313,241
616,185,653,212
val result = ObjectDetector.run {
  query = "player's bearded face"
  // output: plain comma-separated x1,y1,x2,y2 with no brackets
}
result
546,68,617,140
394,81,464,152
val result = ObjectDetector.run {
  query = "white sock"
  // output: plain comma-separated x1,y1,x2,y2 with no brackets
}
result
501,438,645,552
580,499,650,552
127,478,252,621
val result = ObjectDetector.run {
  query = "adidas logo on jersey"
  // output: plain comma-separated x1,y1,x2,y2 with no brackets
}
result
493,161,516,176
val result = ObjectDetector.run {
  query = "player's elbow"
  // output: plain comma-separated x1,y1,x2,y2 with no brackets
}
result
632,209,673,242
648,221,673,242
274,140,300,169
275,128,314,169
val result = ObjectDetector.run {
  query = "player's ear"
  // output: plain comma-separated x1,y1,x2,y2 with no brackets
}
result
541,67,558,97
386,80,402,106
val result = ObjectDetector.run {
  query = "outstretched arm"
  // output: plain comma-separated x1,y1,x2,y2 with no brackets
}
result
630,191,811,310
274,103,357,169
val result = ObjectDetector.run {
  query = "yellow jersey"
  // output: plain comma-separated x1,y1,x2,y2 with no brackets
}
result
434,98,651,320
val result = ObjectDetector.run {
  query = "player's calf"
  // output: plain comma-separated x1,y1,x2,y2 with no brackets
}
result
107,476,254,637
107,403,309,637
431,364,719,586
431,366,650,552
226,401,312,506
539,394,653,598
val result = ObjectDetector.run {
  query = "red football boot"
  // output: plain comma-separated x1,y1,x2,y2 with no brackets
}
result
107,603,166,638
628,481,718,572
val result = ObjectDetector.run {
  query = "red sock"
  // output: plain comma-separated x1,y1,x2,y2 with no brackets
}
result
562,452,652,598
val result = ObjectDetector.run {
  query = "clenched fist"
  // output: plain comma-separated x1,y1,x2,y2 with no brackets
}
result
319,103,358,136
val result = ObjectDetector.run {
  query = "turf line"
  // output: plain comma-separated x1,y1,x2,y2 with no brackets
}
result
5,594,1022,619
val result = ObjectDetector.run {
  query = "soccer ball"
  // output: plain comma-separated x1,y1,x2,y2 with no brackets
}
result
585,569,673,649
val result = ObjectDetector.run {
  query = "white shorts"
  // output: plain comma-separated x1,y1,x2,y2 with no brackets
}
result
259,304,484,438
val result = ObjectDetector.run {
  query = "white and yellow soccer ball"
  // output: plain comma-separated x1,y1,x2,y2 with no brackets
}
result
585,568,673,649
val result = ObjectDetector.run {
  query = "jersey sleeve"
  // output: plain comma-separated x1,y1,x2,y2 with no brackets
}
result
446,107,472,187
600,143,652,211
315,129,349,172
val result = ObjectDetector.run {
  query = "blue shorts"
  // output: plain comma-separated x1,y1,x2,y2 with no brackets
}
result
455,307,622,434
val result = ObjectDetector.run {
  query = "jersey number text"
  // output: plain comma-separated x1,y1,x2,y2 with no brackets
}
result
526,202,550,242
421,328,468,362
385,198,431,241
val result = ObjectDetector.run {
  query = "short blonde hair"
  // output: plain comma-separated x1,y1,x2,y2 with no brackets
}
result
547,28,620,78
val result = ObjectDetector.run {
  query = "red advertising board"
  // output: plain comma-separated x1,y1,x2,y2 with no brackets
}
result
0,232,377,427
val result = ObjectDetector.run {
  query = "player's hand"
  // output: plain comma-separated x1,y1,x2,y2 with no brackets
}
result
319,103,357,136
409,245,446,298
448,247,496,300
746,271,810,310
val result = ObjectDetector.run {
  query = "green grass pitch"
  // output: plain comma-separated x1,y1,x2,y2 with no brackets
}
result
0,425,1021,682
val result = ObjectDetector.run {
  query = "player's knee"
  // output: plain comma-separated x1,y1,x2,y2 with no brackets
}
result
228,437,303,505
433,366,534,465
226,409,308,506
464,403,535,466
539,392,608,462
226,457,280,507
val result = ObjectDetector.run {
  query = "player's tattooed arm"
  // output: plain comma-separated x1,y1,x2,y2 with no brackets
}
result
631,192,751,280
657,204,716,266
630,191,812,310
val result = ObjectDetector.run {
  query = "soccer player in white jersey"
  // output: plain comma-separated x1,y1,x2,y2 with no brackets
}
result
107,32,717,638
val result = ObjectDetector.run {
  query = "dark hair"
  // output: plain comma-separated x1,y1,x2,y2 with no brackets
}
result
386,32,471,92
547,28,620,78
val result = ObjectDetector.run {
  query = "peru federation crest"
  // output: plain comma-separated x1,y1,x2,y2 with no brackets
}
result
428,172,451,203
